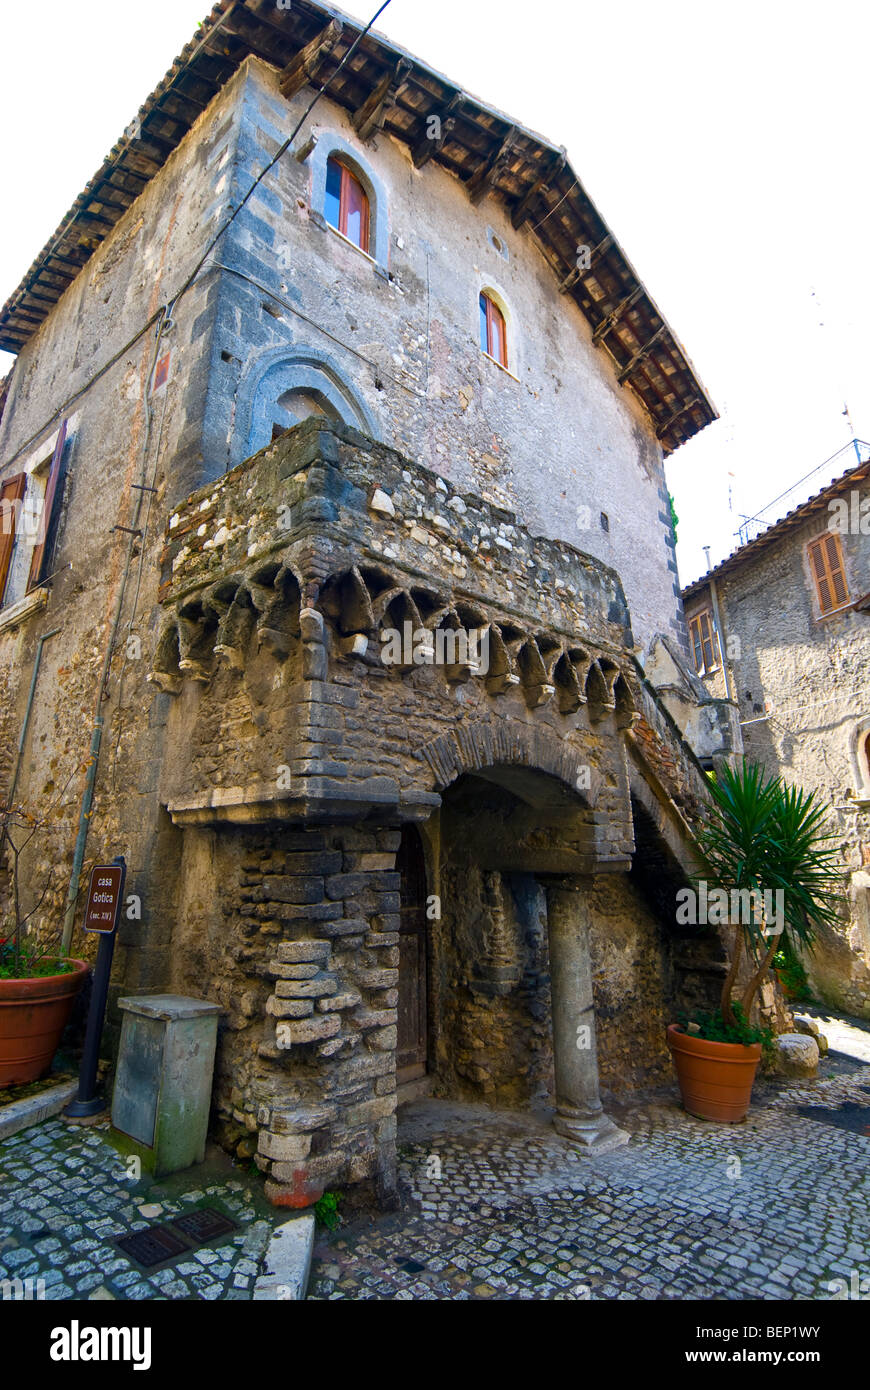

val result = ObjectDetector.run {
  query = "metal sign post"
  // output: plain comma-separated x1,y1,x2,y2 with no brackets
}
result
64,856,126,1120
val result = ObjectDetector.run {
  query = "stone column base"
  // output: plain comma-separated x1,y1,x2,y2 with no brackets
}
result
554,1108,630,1155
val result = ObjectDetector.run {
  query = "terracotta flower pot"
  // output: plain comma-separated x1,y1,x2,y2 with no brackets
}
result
667,1023,762,1123
0,959,89,1087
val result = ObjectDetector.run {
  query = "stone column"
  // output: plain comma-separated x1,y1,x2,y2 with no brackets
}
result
545,881,629,1154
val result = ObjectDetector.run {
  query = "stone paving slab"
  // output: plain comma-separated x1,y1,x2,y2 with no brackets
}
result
0,1119,282,1301
309,1064,870,1301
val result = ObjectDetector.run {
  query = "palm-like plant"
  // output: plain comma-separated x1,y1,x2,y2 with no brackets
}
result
694,761,842,1028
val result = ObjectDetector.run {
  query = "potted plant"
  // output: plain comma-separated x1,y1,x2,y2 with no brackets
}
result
668,761,841,1122
0,782,89,1087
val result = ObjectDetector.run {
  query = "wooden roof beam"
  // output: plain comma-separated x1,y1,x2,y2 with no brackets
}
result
591,285,644,342
466,125,518,205
511,147,566,228
558,232,613,294
617,326,668,384
353,58,412,143
278,19,344,101
411,92,464,168
655,396,701,441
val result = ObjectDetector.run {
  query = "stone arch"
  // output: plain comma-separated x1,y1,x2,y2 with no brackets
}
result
421,717,600,806
233,345,379,465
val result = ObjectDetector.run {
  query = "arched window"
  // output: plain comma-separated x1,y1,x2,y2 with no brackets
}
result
325,157,370,253
479,291,508,369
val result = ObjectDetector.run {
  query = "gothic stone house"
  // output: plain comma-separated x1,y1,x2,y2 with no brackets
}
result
0,1,721,1207
682,449,870,1022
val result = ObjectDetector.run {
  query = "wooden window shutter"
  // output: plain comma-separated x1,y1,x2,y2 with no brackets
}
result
27,420,68,593
689,609,719,673
0,472,26,604
808,532,849,614
690,615,704,673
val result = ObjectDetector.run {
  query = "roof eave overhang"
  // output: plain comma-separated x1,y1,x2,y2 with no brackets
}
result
0,0,717,455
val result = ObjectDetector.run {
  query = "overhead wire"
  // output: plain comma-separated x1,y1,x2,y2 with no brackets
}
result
52,0,395,929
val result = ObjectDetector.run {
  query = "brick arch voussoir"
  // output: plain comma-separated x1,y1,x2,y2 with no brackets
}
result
421,716,599,803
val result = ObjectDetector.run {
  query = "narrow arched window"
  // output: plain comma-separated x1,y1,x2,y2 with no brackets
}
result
325,156,370,253
479,291,508,369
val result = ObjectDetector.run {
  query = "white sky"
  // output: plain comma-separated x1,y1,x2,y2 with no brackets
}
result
1,0,867,586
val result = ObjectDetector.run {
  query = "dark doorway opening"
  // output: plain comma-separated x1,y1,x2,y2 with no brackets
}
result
397,825,428,1084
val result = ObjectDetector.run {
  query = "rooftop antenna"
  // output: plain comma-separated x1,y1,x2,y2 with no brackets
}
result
843,402,861,464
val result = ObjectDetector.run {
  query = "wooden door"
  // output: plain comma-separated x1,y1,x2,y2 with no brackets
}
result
396,826,428,1083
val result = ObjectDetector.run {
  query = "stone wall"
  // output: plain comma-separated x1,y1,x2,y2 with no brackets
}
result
685,506,870,1017
197,57,685,655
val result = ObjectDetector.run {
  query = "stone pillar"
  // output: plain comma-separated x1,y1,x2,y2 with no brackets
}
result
545,881,629,1155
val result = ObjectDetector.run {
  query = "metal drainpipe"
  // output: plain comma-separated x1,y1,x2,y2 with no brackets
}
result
7,627,61,807
708,577,737,705
60,715,105,955
59,308,170,956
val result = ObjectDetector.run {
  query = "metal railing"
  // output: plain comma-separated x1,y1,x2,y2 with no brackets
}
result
735,439,870,547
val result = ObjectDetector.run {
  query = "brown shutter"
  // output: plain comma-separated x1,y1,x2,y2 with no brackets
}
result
27,420,67,593
808,533,849,614
824,533,848,606
690,616,704,673
0,472,26,604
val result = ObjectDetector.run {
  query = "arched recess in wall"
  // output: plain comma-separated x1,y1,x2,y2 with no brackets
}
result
233,347,380,466
309,134,389,269
850,717,870,803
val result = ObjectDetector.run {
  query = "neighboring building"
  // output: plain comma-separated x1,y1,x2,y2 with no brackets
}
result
0,1,722,1206
682,448,870,1019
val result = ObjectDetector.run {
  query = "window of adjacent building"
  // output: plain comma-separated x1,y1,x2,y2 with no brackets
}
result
807,532,850,615
0,422,69,610
689,608,720,675
479,291,508,369
324,157,370,254
0,471,26,605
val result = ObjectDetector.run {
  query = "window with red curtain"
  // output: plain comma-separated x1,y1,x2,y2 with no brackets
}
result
479,292,508,368
325,157,370,253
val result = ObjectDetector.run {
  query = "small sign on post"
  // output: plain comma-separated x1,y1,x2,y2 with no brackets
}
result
64,855,127,1122
83,863,125,934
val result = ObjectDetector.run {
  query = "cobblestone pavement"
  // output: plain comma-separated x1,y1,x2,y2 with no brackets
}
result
0,1119,280,1300
309,1057,870,1301
3,1021,870,1302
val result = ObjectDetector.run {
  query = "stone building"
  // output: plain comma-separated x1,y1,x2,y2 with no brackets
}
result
0,1,722,1206
682,449,870,1019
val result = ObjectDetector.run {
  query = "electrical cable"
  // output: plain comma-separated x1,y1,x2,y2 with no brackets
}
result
204,259,426,399
166,0,394,319
1,0,395,472
50,0,396,925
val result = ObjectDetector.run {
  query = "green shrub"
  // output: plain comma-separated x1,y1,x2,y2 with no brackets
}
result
314,1191,342,1230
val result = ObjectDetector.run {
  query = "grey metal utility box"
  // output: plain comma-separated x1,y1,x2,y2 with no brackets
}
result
111,994,221,1178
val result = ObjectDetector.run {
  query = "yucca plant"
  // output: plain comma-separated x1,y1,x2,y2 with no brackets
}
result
693,760,842,1028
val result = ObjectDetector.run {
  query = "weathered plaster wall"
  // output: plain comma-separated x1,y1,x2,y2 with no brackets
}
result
201,58,684,656
686,511,870,1016
0,65,249,970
